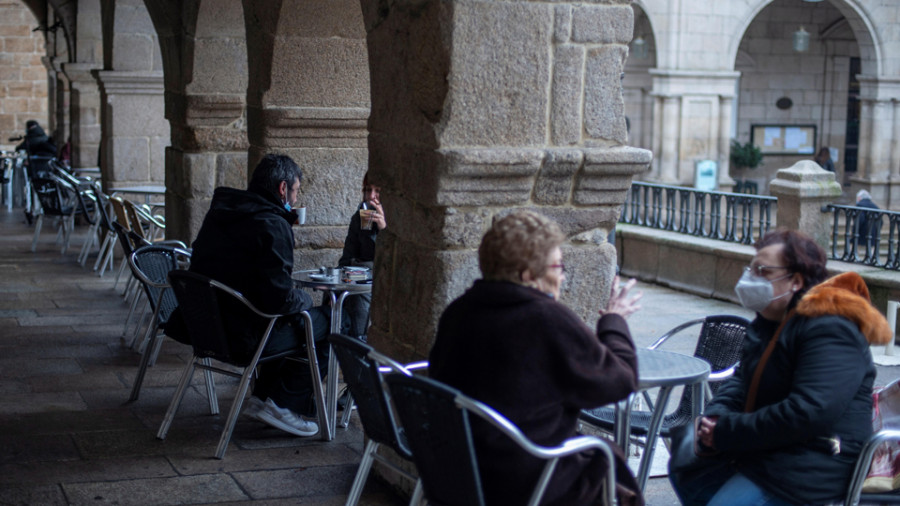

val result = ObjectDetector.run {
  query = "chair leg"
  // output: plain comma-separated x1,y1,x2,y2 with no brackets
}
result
409,480,424,506
213,364,256,459
30,214,43,252
129,324,160,402
95,232,115,274
201,357,219,415
121,290,143,342
340,392,355,428
156,357,198,440
113,255,129,290
345,439,380,506
301,312,331,441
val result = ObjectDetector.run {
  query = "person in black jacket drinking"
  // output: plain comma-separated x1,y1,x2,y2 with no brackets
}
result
670,229,892,505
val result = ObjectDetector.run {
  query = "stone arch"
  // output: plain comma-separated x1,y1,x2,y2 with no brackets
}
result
244,0,370,265
143,0,249,241
96,0,169,187
624,2,658,152
729,0,879,76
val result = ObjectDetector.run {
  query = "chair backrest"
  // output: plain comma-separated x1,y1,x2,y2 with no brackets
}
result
31,175,75,216
385,373,486,506
109,196,132,231
328,333,413,458
130,245,191,325
89,182,114,232
666,315,749,423
26,154,54,180
168,270,281,367
111,221,137,259
123,199,148,240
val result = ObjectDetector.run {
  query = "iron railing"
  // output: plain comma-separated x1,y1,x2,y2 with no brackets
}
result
825,204,900,269
621,182,776,245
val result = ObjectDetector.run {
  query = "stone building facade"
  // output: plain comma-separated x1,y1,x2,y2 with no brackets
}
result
624,0,900,208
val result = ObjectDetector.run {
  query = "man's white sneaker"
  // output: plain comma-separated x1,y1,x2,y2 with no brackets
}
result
256,398,319,437
243,396,266,420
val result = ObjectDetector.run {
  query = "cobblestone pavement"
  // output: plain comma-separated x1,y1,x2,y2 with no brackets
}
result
2,207,897,505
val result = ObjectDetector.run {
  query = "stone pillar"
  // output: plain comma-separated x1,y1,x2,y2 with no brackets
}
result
717,96,735,191
769,160,842,249
62,63,102,168
45,57,70,152
658,95,679,183
850,76,900,210
94,70,168,186
362,0,651,361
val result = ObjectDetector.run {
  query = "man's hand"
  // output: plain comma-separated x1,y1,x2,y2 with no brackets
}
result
697,415,718,449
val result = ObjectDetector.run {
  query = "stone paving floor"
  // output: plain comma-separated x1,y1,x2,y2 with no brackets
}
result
3,206,898,505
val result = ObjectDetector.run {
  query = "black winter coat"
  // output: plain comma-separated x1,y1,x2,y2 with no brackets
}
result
187,185,312,361
429,280,643,506
338,201,378,267
704,272,888,504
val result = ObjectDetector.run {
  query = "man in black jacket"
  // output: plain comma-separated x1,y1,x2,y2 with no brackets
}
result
189,154,341,437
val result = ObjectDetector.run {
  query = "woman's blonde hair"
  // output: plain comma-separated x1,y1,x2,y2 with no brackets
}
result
478,210,565,283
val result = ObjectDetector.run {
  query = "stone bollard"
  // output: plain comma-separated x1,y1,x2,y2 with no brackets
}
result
768,160,842,249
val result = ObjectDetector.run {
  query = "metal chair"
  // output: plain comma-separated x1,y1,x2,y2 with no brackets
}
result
580,314,749,443
845,378,900,505
127,245,194,402
328,333,425,506
29,174,85,254
385,373,618,506
157,270,329,459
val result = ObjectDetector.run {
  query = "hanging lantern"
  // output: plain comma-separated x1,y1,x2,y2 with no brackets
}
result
631,36,648,60
793,26,810,52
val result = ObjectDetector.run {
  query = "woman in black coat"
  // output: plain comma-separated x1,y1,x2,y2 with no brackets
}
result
429,210,644,506
670,229,892,505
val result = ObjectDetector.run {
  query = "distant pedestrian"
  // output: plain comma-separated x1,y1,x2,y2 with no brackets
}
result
814,147,835,172
856,189,880,247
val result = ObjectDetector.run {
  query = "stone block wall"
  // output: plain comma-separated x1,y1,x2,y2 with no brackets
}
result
0,0,49,148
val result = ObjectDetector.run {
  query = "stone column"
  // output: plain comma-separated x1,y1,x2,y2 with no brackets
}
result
718,96,735,191
362,0,651,361
658,95,679,183
43,56,69,144
769,160,842,249
850,76,900,210
93,70,168,186
62,63,102,168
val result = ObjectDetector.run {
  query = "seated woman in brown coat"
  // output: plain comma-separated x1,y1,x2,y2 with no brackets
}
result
429,210,644,506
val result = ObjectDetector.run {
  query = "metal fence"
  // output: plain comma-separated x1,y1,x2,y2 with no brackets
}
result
621,181,776,245
825,204,900,270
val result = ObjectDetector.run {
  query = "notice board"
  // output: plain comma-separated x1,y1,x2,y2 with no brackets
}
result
750,124,817,155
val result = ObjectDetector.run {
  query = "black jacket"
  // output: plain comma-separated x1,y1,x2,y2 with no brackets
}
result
705,272,891,504
338,201,378,267
430,280,643,506
187,185,312,360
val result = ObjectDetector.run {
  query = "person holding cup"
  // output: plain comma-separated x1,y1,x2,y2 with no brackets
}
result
337,171,385,340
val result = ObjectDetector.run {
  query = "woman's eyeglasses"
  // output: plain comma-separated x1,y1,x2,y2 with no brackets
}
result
745,264,787,277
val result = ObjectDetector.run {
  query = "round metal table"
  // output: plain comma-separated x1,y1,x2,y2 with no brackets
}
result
293,269,372,440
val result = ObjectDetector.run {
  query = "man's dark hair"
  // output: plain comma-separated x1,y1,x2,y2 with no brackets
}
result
249,154,302,198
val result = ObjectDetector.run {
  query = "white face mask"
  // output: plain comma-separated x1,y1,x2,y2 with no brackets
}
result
734,268,792,313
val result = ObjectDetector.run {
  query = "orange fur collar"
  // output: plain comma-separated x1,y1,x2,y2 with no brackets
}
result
795,272,892,345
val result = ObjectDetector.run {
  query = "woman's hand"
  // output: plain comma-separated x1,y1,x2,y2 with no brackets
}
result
697,415,718,449
370,200,387,230
599,276,642,319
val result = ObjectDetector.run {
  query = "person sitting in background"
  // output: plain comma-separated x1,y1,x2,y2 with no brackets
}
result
669,229,891,505
337,171,385,340
814,147,835,172
856,189,880,248
429,210,645,506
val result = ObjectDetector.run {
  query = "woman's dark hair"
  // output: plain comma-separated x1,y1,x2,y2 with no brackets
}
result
249,154,302,198
755,229,828,297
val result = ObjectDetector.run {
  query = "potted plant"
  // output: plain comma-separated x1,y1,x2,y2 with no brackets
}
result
730,139,763,171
